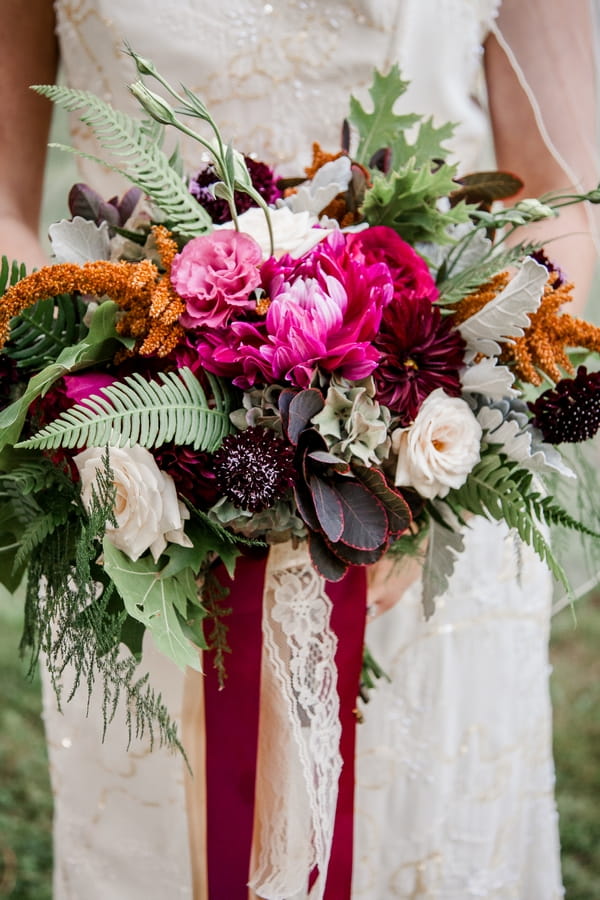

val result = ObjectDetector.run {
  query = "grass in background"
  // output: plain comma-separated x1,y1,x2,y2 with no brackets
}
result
0,592,598,898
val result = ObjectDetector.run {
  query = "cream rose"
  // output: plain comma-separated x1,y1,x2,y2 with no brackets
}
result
74,445,192,562
225,206,331,259
392,389,482,499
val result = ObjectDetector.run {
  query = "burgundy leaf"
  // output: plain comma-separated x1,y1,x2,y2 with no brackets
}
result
308,532,349,582
353,465,412,537
294,481,319,531
309,475,344,543
287,389,324,444
117,187,143,224
329,539,386,567
334,481,388,551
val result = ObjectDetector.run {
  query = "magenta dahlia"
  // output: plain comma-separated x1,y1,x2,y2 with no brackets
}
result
225,231,393,389
528,366,600,443
374,295,466,423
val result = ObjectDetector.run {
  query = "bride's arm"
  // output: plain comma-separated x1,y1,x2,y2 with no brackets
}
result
485,0,598,313
0,0,58,268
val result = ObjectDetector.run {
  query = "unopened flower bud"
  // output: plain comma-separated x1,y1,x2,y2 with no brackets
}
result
129,81,177,126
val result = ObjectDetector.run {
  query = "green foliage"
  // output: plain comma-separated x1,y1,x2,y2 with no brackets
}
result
0,300,128,452
5,293,88,370
347,66,420,167
361,166,472,245
0,454,79,579
436,245,533,305
443,449,600,595
33,84,212,237
0,255,26,295
18,368,233,453
19,449,184,752
102,541,205,672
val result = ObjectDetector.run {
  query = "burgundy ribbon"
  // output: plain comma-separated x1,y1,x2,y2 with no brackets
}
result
203,555,367,898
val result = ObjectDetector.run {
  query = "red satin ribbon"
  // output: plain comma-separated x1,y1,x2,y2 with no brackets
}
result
202,555,367,898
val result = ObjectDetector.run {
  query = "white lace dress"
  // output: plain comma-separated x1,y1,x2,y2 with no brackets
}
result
44,1,564,897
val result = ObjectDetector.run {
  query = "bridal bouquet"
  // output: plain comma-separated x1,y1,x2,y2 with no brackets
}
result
1,53,600,746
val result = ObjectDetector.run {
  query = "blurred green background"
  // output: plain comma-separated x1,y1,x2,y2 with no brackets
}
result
1,104,599,900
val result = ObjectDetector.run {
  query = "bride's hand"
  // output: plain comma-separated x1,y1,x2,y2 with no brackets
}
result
366,551,424,621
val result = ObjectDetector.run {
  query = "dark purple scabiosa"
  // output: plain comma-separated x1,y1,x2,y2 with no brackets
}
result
530,250,568,289
528,365,600,444
155,446,220,510
211,426,296,512
189,157,281,225
374,295,466,425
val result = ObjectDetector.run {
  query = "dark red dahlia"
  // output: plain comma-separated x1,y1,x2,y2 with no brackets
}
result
374,295,466,423
189,157,281,225
211,426,296,512
528,366,600,443
155,446,220,509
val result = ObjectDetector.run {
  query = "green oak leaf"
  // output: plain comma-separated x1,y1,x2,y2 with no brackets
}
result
102,539,205,670
348,66,419,166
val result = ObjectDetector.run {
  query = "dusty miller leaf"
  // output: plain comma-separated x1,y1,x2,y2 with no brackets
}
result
421,519,464,619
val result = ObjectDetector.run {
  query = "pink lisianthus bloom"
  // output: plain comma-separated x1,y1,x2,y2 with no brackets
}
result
63,372,116,404
345,225,438,304
170,230,263,329
226,232,393,388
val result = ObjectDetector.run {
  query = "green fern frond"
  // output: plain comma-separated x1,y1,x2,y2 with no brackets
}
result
0,256,26,296
33,85,211,237
444,450,591,593
6,294,88,369
17,368,232,452
437,244,539,306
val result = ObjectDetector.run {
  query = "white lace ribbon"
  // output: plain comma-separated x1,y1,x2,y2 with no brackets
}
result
249,541,342,900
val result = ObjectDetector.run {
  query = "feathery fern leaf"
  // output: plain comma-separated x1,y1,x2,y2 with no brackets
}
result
33,85,212,237
17,367,232,452
444,450,593,593
0,256,26,296
6,294,88,369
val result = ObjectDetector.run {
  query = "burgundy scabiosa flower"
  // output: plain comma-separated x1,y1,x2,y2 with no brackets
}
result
189,157,281,224
528,366,600,443
374,295,466,424
211,426,296,512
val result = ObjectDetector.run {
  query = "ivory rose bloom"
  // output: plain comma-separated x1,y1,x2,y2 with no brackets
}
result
392,389,482,498
74,445,192,561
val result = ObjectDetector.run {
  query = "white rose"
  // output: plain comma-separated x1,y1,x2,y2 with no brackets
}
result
74,445,192,562
223,206,331,258
392,389,482,499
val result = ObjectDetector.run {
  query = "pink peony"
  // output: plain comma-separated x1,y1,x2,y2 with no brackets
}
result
63,372,116,404
171,230,263,329
345,226,438,304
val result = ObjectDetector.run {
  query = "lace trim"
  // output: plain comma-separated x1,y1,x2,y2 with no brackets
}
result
250,542,341,899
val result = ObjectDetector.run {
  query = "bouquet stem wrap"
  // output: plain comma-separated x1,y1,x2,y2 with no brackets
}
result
183,545,366,898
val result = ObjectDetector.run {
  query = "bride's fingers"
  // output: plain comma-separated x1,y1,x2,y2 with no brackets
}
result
366,552,424,620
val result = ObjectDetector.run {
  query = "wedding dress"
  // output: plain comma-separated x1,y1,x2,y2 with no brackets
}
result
43,1,566,897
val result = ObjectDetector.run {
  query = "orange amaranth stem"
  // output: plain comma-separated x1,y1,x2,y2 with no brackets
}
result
450,272,511,326
0,226,186,358
499,274,600,385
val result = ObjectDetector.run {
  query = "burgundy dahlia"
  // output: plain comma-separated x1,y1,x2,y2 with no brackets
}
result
528,366,600,444
211,426,296,512
189,157,281,224
374,295,466,423
155,446,220,509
